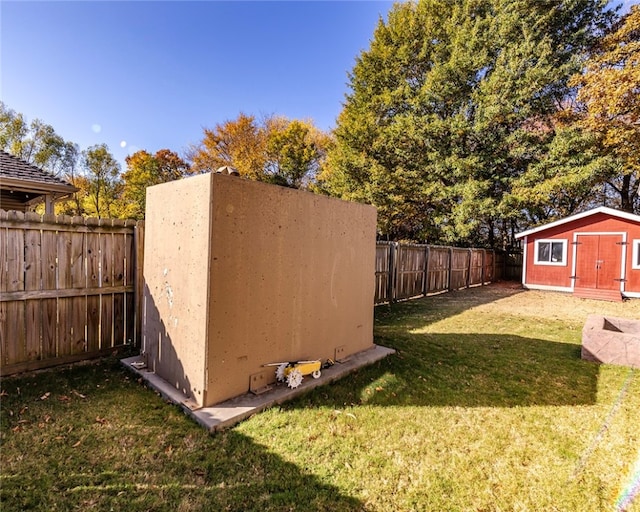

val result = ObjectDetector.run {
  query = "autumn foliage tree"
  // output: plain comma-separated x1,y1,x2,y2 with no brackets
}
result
80,144,122,218
570,5,640,213
121,149,192,219
189,114,330,189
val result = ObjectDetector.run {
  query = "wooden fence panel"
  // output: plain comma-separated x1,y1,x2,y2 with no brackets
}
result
0,210,143,376
485,251,496,283
450,249,470,290
427,247,450,293
494,250,522,281
375,242,509,305
395,245,427,301
375,243,393,304
469,249,484,286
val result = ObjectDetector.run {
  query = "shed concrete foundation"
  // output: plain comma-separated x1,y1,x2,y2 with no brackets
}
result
582,315,640,369
123,345,394,431
142,173,378,407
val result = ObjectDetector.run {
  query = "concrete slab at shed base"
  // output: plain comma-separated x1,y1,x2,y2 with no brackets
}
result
122,345,395,432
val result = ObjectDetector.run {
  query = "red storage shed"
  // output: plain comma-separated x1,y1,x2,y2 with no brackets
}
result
516,207,640,301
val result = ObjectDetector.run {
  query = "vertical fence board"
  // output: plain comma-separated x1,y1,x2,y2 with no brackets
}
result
6,222,24,292
25,299,42,361
134,223,145,347
57,298,72,357
24,227,42,361
71,296,87,355
125,292,135,345
113,293,125,346
86,296,101,352
71,232,86,289
57,230,71,290
0,211,7,294
24,229,41,291
101,295,113,349
42,299,57,359
100,229,113,287
42,231,57,290
125,232,134,286
86,231,100,290
6,222,25,363
0,302,5,365
113,233,126,288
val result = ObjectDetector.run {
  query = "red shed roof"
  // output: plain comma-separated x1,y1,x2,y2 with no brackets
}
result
515,206,640,239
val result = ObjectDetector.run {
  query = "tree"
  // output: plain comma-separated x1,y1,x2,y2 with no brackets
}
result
121,149,192,219
0,102,69,175
0,102,29,156
322,0,613,245
81,144,121,218
1,103,88,216
189,113,268,179
189,113,331,189
265,119,330,189
570,5,640,213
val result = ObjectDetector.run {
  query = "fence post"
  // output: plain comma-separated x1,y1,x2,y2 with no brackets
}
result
481,249,486,285
134,221,145,349
422,245,430,296
447,247,453,292
466,249,472,288
387,242,396,303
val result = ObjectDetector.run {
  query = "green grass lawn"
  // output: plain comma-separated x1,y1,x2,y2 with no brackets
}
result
2,285,639,511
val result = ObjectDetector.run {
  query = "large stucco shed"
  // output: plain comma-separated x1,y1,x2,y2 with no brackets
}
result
142,172,378,407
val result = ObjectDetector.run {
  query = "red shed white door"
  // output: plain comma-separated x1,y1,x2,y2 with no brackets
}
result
573,234,624,301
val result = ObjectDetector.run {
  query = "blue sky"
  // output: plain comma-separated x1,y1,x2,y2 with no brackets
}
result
1,1,393,167
1,1,636,170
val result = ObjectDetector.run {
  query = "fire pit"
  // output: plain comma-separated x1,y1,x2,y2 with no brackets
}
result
582,315,640,369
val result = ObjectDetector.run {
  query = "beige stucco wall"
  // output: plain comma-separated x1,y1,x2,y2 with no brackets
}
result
143,173,212,404
143,172,377,407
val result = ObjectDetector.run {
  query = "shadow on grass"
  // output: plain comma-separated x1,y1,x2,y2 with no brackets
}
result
0,360,365,512
289,333,599,410
375,283,526,330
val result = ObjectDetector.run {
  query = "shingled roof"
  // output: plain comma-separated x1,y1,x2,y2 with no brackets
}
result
0,150,78,213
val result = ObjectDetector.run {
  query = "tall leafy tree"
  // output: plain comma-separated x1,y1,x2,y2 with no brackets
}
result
265,119,330,188
0,102,29,156
1,103,87,215
0,102,77,178
81,144,121,218
190,114,330,189
570,5,640,213
189,113,268,180
323,0,613,245
121,149,192,219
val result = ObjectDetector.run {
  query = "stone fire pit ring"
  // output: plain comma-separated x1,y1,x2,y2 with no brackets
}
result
582,315,640,369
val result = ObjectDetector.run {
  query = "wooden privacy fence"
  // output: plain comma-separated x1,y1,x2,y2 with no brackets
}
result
375,242,498,304
0,210,144,376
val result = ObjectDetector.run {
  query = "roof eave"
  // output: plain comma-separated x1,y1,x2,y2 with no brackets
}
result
0,176,79,195
515,206,640,239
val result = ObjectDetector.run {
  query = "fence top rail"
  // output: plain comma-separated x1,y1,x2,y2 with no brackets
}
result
0,209,143,232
